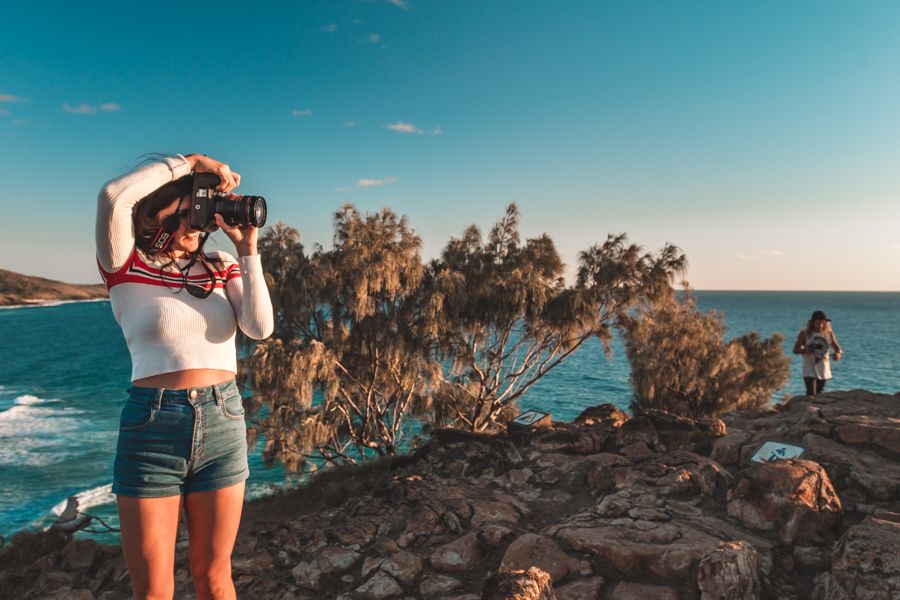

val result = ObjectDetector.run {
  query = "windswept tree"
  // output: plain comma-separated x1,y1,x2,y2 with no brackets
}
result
428,204,687,432
620,292,790,418
245,207,438,471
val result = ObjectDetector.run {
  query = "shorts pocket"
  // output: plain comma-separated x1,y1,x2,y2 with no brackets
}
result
119,400,156,431
220,392,245,420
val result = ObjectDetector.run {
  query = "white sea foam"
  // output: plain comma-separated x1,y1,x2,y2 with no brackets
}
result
0,298,109,310
0,398,85,466
14,394,59,406
50,483,115,517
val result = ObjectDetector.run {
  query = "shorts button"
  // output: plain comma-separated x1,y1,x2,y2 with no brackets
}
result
189,389,198,400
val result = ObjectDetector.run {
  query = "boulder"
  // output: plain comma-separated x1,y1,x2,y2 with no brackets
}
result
355,571,403,599
429,533,481,572
500,533,583,583
697,541,761,600
482,566,557,600
575,404,628,428
555,576,604,600
727,459,843,544
609,581,679,600
813,512,900,600
379,550,422,584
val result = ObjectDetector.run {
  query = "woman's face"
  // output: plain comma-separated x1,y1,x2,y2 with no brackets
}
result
812,318,827,331
156,196,201,256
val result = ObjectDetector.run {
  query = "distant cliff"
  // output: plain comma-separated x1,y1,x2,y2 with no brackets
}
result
0,269,107,306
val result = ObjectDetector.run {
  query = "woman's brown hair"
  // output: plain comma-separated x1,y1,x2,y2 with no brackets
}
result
133,174,194,255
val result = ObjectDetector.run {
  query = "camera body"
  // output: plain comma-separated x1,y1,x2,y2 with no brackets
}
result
191,172,268,232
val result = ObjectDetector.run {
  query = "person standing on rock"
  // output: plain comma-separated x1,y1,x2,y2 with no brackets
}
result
793,310,842,396
96,154,273,599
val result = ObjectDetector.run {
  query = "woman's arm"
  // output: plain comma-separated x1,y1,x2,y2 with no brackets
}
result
95,155,191,272
224,254,274,339
792,332,807,355
831,332,843,360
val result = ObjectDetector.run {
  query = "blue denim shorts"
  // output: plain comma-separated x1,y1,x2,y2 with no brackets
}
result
112,380,249,498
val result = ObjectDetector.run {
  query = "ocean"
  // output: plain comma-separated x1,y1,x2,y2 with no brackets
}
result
0,291,897,541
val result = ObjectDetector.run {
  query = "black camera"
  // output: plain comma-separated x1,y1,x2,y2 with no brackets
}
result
191,172,267,232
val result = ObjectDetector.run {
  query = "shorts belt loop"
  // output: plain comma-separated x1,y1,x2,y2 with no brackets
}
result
213,383,223,406
154,388,164,411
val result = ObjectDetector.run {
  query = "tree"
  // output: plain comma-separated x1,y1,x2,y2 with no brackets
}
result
244,207,437,471
619,292,790,418
427,204,687,432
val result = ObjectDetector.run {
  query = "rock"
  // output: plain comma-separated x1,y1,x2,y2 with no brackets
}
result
726,459,843,545
429,533,481,572
830,414,900,455
555,576,604,600
531,429,609,455
232,550,274,575
793,545,830,570
802,432,900,501
482,524,515,546
355,571,403,599
291,547,361,589
814,513,900,600
711,432,753,466
482,566,557,599
418,573,463,596
60,538,99,571
697,541,761,600
500,533,582,583
575,404,628,428
380,550,422,584
609,581,679,600
471,499,522,528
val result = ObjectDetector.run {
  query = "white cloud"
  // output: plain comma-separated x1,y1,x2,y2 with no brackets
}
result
735,255,756,261
342,121,356,128
368,33,381,44
292,108,312,117
357,177,397,187
385,121,442,135
387,0,410,9
335,186,351,193
0,94,27,103
323,23,338,33
0,107,10,117
760,249,782,257
62,102,120,114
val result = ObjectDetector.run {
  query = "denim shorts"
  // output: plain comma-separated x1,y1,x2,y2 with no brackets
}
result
112,379,249,497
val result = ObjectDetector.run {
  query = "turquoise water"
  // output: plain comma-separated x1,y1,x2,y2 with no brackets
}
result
0,292,897,540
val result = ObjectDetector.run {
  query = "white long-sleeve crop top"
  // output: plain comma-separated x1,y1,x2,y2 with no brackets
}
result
95,154,274,381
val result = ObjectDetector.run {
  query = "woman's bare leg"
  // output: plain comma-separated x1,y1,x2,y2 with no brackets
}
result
183,482,245,600
117,495,183,600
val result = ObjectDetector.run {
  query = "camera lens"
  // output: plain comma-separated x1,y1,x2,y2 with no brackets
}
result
216,195,267,228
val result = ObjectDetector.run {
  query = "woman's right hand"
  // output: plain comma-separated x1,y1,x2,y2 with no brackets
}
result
185,154,241,193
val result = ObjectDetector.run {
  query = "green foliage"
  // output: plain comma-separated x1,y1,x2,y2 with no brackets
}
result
428,204,687,432
620,292,790,418
245,207,438,472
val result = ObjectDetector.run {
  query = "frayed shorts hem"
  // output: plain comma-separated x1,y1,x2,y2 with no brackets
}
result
113,469,249,498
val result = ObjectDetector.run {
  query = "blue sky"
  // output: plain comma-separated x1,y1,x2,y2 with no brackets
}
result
1,0,898,290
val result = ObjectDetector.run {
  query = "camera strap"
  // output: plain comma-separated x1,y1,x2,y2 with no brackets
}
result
148,213,181,254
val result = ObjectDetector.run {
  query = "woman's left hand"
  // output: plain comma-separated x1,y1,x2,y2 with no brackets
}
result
215,214,258,256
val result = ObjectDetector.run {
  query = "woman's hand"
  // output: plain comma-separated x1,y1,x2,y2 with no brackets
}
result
185,154,241,192
214,214,258,257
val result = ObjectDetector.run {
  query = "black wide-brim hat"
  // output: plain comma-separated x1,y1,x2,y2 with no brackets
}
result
810,310,831,322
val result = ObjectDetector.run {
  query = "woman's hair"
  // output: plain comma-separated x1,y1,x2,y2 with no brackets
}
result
133,174,194,255
805,319,834,336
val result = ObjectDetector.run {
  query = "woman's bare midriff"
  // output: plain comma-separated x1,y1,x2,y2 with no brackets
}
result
132,369,236,389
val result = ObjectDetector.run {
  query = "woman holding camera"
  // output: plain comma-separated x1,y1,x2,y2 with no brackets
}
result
96,154,273,600
792,309,843,396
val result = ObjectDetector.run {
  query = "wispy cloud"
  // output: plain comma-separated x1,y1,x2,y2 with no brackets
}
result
386,0,410,9
357,176,397,187
62,102,120,114
12,118,27,126
292,108,312,117
385,121,442,135
735,255,756,261
0,108,10,117
368,33,382,44
760,249,782,257
323,23,338,33
0,94,28,103
342,121,356,128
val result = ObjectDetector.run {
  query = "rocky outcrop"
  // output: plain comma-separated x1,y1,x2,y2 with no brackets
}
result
1,389,898,599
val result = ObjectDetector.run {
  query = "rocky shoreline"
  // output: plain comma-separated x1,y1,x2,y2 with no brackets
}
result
1,389,898,599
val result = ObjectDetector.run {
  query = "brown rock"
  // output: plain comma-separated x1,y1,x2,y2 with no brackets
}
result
471,499,521,528
291,546,361,589
482,566,557,600
418,573,463,597
814,513,900,600
500,533,581,583
711,432,753,466
610,581,678,600
726,459,843,545
830,414,900,455
802,432,900,501
60,538,99,571
380,550,422,584
429,533,481,572
355,571,403,599
555,576,604,600
697,541,761,600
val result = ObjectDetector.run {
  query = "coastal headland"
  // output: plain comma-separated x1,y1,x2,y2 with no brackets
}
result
0,269,107,307
1,389,898,599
